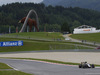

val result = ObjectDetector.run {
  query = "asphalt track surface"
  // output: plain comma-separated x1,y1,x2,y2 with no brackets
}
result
0,59,100,75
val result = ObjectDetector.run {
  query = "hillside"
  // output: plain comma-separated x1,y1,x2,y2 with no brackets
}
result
70,33,100,43
42,0,100,11
0,32,92,52
0,3,100,33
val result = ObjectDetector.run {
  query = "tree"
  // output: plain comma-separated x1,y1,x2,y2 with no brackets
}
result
0,2,100,33
61,22,70,33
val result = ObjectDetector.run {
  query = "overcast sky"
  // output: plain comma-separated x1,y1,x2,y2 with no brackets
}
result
0,0,43,6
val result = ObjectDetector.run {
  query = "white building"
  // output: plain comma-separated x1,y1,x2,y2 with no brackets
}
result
73,25,100,34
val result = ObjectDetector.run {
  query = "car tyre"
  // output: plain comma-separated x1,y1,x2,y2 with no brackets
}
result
91,64,95,68
79,64,82,68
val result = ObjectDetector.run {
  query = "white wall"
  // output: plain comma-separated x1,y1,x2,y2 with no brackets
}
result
73,28,100,34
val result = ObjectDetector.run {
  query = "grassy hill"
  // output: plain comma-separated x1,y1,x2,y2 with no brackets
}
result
70,33,100,43
3,32,64,41
0,32,92,52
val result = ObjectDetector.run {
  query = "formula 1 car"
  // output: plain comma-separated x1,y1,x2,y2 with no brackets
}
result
79,62,95,68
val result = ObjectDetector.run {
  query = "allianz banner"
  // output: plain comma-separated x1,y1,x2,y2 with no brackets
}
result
0,41,23,47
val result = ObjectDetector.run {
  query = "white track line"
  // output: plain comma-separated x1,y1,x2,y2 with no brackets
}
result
7,64,19,71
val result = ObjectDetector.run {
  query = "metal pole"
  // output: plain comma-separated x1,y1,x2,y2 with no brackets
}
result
9,26,11,33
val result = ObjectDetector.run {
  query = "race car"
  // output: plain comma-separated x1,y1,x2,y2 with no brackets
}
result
96,46,100,49
79,62,95,68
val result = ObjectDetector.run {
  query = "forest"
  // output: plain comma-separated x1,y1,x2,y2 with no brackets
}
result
43,0,100,11
0,2,100,33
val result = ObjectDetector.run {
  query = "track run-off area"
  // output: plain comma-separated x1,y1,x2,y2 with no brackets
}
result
0,50,100,64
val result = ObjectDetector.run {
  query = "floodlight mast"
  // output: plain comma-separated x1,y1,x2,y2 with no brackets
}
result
19,9,39,33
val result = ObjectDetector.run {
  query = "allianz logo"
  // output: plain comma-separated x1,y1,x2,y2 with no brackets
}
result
3,42,18,46
0,41,23,47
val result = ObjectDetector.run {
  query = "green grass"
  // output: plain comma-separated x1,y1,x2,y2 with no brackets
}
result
0,32,93,52
70,33,100,43
3,32,64,40
0,71,32,75
0,62,12,69
0,37,91,52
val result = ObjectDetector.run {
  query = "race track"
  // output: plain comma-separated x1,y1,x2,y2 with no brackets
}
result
0,59,100,75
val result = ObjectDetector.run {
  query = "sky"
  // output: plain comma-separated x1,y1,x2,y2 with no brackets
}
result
0,0,43,6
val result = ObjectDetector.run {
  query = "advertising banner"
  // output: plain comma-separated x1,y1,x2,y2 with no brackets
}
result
0,41,23,47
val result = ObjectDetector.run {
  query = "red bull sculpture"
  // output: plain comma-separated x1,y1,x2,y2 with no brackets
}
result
19,10,39,32
19,17,39,32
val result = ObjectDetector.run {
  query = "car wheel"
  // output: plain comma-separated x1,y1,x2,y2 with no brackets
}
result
91,64,95,68
79,64,82,68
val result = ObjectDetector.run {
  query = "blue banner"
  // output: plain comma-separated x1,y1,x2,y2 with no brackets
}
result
0,41,23,47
